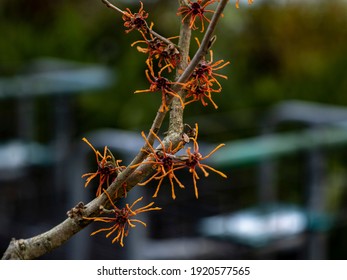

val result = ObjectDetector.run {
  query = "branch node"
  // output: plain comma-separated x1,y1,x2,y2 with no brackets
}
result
67,202,85,220
18,239,26,251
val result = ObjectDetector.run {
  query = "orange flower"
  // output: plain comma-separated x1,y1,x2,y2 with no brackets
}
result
131,130,185,200
184,80,220,109
81,138,125,197
177,0,217,32
191,48,230,91
134,60,185,112
184,47,229,109
131,22,181,72
84,190,161,247
178,123,227,198
122,1,149,33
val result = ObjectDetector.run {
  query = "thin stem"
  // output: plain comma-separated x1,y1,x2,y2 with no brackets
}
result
168,4,192,135
149,29,178,48
101,0,177,47
101,0,125,14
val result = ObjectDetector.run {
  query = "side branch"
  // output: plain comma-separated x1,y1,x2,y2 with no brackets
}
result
101,0,176,47
168,8,192,136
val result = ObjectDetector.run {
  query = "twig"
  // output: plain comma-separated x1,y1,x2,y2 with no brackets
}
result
101,0,124,14
101,0,177,47
168,6,192,136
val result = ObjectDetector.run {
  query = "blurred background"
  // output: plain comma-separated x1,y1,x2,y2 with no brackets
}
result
1,0,347,259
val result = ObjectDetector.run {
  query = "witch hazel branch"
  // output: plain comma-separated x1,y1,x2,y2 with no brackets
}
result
1,0,253,259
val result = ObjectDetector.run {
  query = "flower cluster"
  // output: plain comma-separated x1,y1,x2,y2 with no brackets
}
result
131,130,186,200
84,190,161,247
81,138,125,197
132,23,181,71
101,0,252,112
177,0,217,32
185,47,230,109
109,1,183,112
179,123,227,198
135,60,185,112
177,0,230,110
132,124,226,199
83,0,241,248
122,1,149,33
